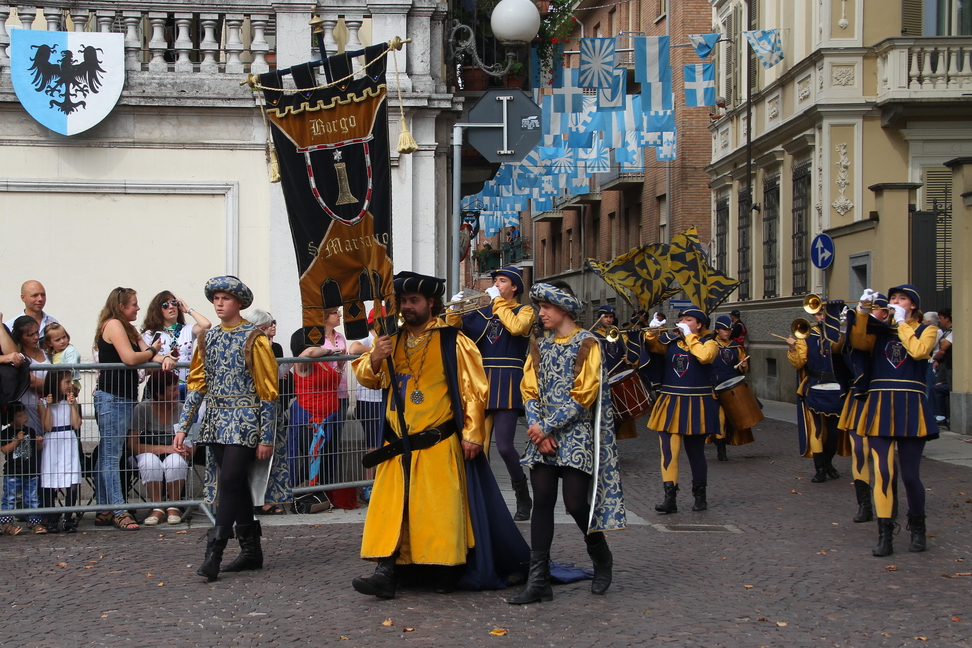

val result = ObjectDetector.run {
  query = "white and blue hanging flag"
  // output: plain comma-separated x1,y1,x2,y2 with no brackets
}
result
688,33,720,60
744,29,784,69
596,70,626,112
578,38,618,89
656,129,677,161
683,63,716,107
551,68,586,113
578,133,611,173
542,95,569,136
641,110,674,146
633,36,672,111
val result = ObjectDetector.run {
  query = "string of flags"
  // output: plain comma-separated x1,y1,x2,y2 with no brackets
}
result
466,29,784,238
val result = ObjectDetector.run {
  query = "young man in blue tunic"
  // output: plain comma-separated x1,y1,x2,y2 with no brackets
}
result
174,276,288,581
508,281,625,605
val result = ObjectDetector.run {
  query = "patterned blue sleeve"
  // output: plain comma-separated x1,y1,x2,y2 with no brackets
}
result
539,397,586,436
258,399,276,446
525,398,541,427
178,390,203,432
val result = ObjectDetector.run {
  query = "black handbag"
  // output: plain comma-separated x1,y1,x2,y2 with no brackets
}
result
293,492,332,514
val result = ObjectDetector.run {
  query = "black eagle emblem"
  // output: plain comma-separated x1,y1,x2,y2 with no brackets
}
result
27,43,107,115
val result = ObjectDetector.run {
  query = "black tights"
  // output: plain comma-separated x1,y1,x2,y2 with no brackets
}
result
492,410,526,483
529,463,603,553
211,444,257,527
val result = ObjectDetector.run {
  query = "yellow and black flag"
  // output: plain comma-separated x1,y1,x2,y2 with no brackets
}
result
669,226,740,315
586,243,677,312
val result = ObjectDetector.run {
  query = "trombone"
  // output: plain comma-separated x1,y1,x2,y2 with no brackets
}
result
769,318,815,342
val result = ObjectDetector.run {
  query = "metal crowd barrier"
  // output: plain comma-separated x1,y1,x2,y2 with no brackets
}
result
0,355,376,526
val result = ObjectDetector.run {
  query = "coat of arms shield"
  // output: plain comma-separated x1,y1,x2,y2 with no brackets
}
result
10,29,124,136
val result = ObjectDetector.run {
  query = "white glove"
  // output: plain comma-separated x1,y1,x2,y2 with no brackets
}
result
676,322,693,337
857,288,875,312
890,303,907,324
449,292,464,311
485,286,501,300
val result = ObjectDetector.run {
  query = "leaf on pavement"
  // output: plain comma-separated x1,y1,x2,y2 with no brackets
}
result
381,619,393,626
952,616,962,622
884,565,897,571
403,628,415,632
56,562,67,567
744,585,753,589
776,621,787,627
489,628,507,636
791,490,801,495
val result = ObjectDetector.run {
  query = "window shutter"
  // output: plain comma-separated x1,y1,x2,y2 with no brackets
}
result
901,0,923,35
922,167,952,212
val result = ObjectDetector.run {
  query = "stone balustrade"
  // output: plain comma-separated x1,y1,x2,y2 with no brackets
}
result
876,37,972,99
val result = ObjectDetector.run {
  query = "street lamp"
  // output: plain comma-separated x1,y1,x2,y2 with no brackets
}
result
450,0,542,78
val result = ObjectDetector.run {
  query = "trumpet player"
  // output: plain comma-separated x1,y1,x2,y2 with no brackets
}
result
709,315,755,461
848,285,939,557
446,267,536,521
643,308,720,514
837,293,889,525
591,305,627,377
786,303,850,484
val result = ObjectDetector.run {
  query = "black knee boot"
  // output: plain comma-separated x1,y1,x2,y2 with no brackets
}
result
352,556,397,599
197,526,234,582
824,452,840,479
587,537,613,595
810,454,828,483
872,518,896,557
715,438,728,461
507,550,553,604
221,521,264,572
853,480,873,523
512,478,532,522
691,481,708,512
655,481,678,514
907,514,926,553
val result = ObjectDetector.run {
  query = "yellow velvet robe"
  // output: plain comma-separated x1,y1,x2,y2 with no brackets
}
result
352,318,488,565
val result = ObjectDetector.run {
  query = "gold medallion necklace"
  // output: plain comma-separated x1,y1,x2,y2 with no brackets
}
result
403,329,433,404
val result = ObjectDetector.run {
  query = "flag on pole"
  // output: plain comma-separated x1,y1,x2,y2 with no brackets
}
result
683,63,716,107
633,36,672,110
687,33,720,60
578,38,618,88
743,29,784,68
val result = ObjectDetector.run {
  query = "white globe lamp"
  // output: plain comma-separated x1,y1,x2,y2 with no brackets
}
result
491,0,542,44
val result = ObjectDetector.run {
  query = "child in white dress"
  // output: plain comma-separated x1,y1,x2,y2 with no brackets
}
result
37,371,82,533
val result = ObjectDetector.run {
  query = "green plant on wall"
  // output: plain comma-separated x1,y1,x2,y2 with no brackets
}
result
535,0,576,80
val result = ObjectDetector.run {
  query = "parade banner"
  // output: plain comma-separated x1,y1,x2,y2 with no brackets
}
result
669,227,740,315
10,30,124,136
261,45,394,342
586,243,677,312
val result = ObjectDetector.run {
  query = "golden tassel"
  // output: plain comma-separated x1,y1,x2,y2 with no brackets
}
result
268,146,281,183
397,116,418,154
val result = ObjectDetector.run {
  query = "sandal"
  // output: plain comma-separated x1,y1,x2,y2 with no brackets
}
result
143,509,165,526
2,522,22,536
29,524,48,535
94,511,114,527
112,513,140,531
166,508,183,525
254,504,286,516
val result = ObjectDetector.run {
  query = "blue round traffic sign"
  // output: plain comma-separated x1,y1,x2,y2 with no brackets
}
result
810,233,835,270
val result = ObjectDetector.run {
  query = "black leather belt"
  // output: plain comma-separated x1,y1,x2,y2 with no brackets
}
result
808,369,837,382
361,420,458,469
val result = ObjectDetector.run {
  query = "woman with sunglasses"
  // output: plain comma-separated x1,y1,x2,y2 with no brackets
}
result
141,291,212,396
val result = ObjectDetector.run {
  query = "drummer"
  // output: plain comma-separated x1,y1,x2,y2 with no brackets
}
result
786,302,851,484
643,308,720,514
709,315,756,461
837,293,889,524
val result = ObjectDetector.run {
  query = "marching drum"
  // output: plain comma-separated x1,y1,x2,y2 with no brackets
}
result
608,369,653,422
805,381,844,415
714,375,764,430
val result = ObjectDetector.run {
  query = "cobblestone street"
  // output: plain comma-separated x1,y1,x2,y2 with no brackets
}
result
2,408,970,647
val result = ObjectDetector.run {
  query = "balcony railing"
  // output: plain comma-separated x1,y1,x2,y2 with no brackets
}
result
502,236,531,265
876,36,972,100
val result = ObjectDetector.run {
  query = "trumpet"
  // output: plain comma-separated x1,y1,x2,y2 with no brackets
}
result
444,289,493,314
803,293,871,315
769,318,815,342
603,325,683,343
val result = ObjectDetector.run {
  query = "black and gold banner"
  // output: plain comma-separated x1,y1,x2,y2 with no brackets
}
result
261,45,393,342
669,226,740,315
585,243,677,312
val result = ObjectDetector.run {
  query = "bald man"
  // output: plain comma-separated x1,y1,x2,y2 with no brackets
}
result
4,281,58,333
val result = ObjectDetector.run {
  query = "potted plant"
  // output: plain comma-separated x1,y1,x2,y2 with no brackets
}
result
503,60,526,87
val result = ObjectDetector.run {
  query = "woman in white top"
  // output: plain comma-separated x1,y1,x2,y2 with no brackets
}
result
140,291,212,393
319,307,349,485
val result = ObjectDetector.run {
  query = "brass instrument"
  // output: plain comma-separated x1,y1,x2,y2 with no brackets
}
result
803,293,871,315
603,325,683,343
768,318,814,342
444,289,492,314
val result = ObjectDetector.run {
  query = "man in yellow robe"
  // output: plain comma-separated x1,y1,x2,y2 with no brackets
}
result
351,271,489,599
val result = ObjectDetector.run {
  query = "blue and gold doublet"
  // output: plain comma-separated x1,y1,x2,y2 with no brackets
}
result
646,333,721,436
459,301,533,411
521,329,626,533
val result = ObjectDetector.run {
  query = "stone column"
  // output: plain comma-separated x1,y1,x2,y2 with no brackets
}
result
368,0,412,92
944,158,972,436
406,0,434,93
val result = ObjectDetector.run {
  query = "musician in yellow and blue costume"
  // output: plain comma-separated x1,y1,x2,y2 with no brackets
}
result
644,307,720,514
837,293,889,525
709,315,755,461
591,305,627,376
786,302,851,483
351,272,528,598
174,276,289,582
848,284,938,557
446,266,535,521
507,281,626,604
